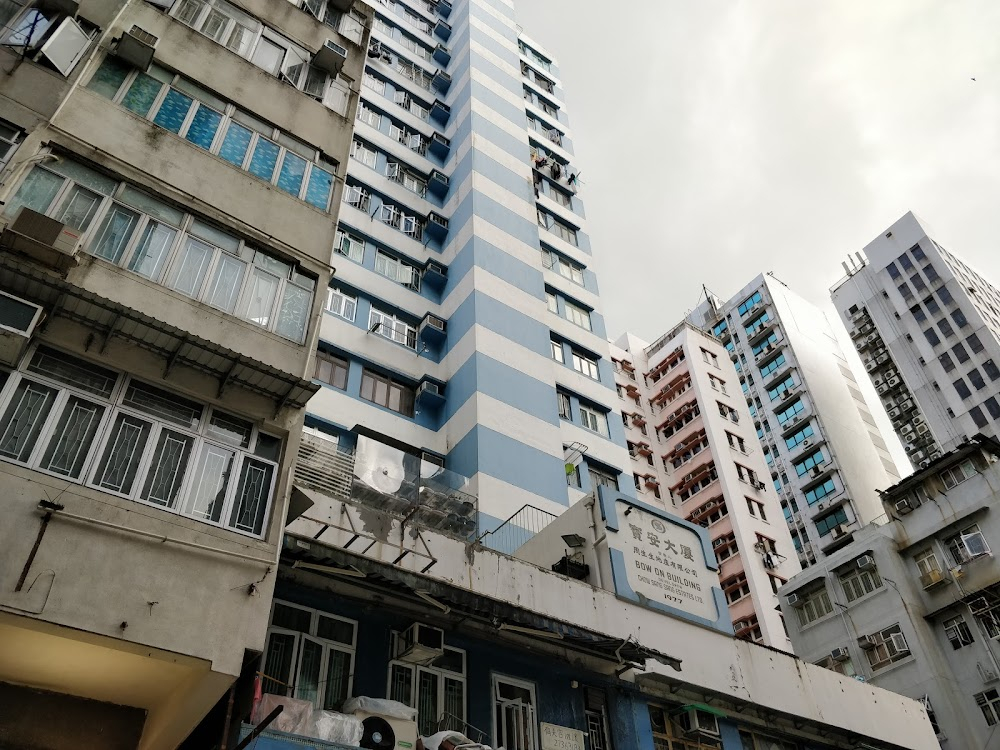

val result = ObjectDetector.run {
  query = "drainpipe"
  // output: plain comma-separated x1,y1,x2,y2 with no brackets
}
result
586,496,606,589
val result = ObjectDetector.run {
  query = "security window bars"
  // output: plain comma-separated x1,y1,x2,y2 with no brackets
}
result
88,57,336,210
262,600,357,710
976,689,1000,726
389,634,466,737
6,159,315,343
369,308,418,349
360,368,415,417
840,566,882,602
0,345,278,536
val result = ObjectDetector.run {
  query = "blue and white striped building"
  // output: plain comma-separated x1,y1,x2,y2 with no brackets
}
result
310,0,632,531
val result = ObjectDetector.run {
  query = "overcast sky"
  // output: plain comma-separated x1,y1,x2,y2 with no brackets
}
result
515,0,1000,344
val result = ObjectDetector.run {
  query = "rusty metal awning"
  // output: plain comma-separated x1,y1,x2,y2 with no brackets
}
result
0,255,319,411
281,534,682,672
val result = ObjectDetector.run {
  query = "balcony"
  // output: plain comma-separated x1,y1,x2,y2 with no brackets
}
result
294,433,478,541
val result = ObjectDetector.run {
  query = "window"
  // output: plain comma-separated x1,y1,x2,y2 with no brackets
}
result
357,101,382,128
746,497,766,521
945,523,991,565
7,159,317,341
686,497,728,527
796,587,833,626
388,635,466,737
722,572,750,604
924,328,940,346
968,333,985,353
648,705,721,750
701,348,719,367
714,532,738,563
541,248,585,286
943,615,974,649
360,368,415,416
952,309,969,328
815,507,849,537
744,311,771,337
375,250,421,292
564,300,592,330
335,229,365,263
572,351,600,380
369,308,417,350
864,624,910,671
759,353,786,378
589,466,619,491
550,339,564,364
314,350,348,390
362,73,386,96
915,549,940,577
775,398,805,424
579,405,609,437
0,119,22,171
751,332,778,357
738,291,763,317
939,352,955,372
493,675,538,750
804,478,837,505
784,423,814,450
0,345,279,536
262,601,357,710
970,368,986,390
536,209,577,246
557,392,571,420
378,202,424,241
89,58,338,208
953,342,970,363
794,449,826,477
767,374,795,401
351,139,378,168
326,286,357,322
840,565,882,602
940,459,978,489
976,689,1000,726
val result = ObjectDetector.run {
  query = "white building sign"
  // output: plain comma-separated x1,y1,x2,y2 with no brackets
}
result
540,723,585,750
614,499,717,621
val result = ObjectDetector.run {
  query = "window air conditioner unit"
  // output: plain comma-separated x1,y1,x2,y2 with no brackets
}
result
786,592,805,608
0,290,43,366
894,498,913,515
423,314,446,332
856,555,876,571
314,39,348,75
426,261,447,277
114,25,157,71
418,381,442,397
831,647,851,662
920,569,946,589
394,623,444,664
677,707,720,738
2,207,81,271
857,635,878,650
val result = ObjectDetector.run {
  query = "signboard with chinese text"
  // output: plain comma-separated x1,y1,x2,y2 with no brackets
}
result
597,488,730,633
540,723,585,750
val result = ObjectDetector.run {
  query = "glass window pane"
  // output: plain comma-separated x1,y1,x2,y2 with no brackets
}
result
206,410,253,448
229,457,274,534
254,433,282,461
127,221,177,281
417,670,439,736
389,664,413,706
93,413,152,495
4,167,64,219
305,166,333,210
185,104,223,149
0,379,58,461
251,37,284,75
189,219,240,253
87,55,130,99
141,428,194,507
39,396,105,478
121,73,164,117
243,267,280,327
324,648,352,710
316,616,354,644
123,380,202,428
276,152,307,197
119,187,184,225
49,160,117,196
296,638,324,706
274,283,311,342
153,88,195,134
248,138,281,181
27,346,118,396
219,122,253,167
90,203,140,263
262,631,297,696
55,185,103,231
170,236,215,297
204,253,246,313
272,602,312,632
182,442,234,522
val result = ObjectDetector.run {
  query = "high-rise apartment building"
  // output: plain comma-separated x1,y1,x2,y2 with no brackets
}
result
0,0,368,746
309,0,630,532
610,324,798,649
687,275,902,568
832,211,1000,464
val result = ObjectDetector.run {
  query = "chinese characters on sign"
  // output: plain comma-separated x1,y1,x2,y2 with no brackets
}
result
540,723,585,750
613,500,717,621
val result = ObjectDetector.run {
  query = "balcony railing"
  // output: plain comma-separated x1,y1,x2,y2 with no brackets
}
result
294,433,478,540
478,503,557,554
